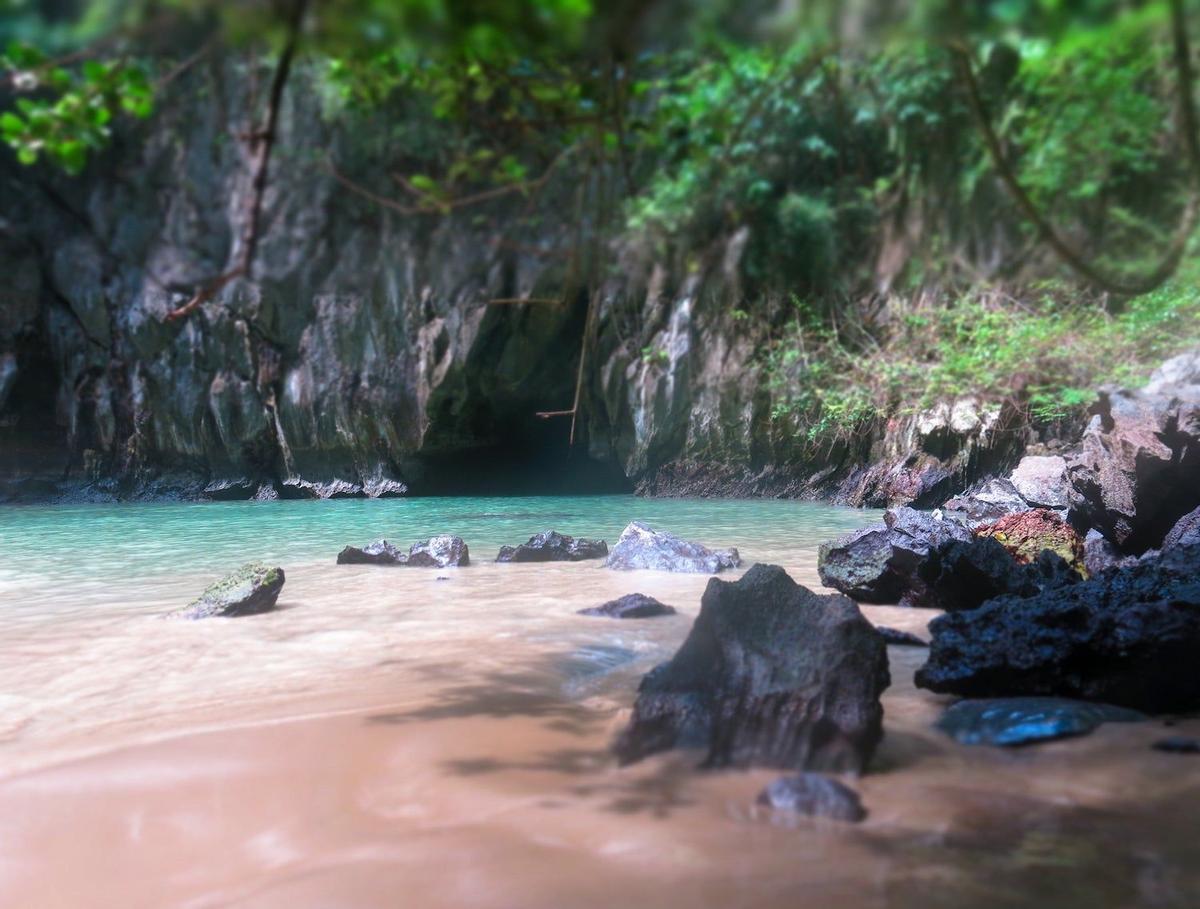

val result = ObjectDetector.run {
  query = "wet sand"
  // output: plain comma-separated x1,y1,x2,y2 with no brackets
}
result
2,514,1199,907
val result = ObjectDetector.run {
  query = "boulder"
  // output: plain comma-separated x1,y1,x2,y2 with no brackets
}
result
935,697,1145,747
875,626,928,647
1163,506,1200,551
915,545,1200,713
1007,455,1070,510
817,506,971,603
1066,362,1200,553
496,530,608,563
172,562,285,619
757,774,866,823
942,478,1029,529
911,537,1080,611
578,593,676,619
604,521,740,573
977,508,1086,575
1083,529,1138,575
613,564,890,773
337,535,469,567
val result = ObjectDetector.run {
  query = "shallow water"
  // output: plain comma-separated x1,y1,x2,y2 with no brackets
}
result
1,495,1198,908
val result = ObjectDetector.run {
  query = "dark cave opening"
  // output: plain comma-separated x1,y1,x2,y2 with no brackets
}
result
0,335,69,480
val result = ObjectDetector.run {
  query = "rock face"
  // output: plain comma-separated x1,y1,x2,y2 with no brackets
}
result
1066,356,1200,553
337,536,469,567
977,508,1086,575
935,698,1145,747
916,545,1200,713
577,593,676,619
613,564,890,772
817,507,971,603
912,538,1081,611
757,774,867,823
172,562,285,619
604,522,740,573
495,531,608,563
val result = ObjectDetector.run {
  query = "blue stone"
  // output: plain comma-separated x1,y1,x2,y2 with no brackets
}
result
936,697,1146,747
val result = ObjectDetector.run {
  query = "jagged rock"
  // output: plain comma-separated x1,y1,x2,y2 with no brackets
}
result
912,537,1081,611
577,593,676,619
1153,737,1200,754
604,521,740,573
1163,506,1200,550
817,506,971,603
337,539,407,565
1066,360,1200,553
943,478,1029,528
1083,529,1138,575
496,530,608,563
915,545,1200,713
613,564,889,772
1008,455,1070,509
172,562,285,619
977,508,1086,575
337,535,469,567
757,774,866,823
203,477,258,500
281,477,364,499
935,697,1145,747
876,626,928,647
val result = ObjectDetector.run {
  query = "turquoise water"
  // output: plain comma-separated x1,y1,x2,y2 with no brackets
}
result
0,494,877,587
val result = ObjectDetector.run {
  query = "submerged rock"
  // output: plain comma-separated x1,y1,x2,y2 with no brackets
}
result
337,535,469,567
977,508,1086,575
172,562,285,619
495,530,608,563
1153,737,1200,754
614,564,889,773
936,698,1146,747
875,626,928,647
578,593,676,619
916,545,1200,713
757,774,866,823
911,537,1080,611
1066,360,1200,553
818,507,971,603
604,521,740,573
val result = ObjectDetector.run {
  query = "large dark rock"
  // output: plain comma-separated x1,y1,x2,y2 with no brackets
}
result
1163,506,1200,551
935,697,1145,747
337,535,469,567
916,545,1200,713
613,564,890,773
578,593,676,619
1067,355,1200,553
817,507,971,603
604,521,740,573
495,530,608,563
757,774,866,823
912,537,1081,611
172,562,285,619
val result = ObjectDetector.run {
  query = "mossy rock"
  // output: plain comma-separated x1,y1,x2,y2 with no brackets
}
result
172,562,285,619
977,509,1086,578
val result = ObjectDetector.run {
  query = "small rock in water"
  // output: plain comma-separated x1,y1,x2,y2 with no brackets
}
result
875,626,928,647
757,774,866,823
172,562,285,619
604,521,740,574
337,535,469,567
578,593,676,619
1153,737,1200,754
495,530,608,563
935,697,1146,747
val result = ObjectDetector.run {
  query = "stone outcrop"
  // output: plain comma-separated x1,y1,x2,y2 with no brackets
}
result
171,562,285,619
337,535,469,567
604,522,740,573
614,564,890,772
757,774,867,823
495,531,608,563
1066,352,1200,553
915,545,1200,713
577,593,676,619
935,698,1145,747
817,507,970,603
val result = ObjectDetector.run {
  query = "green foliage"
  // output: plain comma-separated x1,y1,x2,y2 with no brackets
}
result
1,43,153,173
